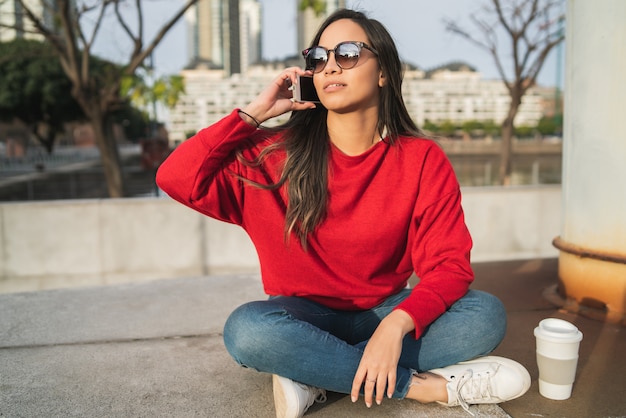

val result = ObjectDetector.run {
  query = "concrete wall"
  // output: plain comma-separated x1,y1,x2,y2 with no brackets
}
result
463,186,561,262
0,185,560,293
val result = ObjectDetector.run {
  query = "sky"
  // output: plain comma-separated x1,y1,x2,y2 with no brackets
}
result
91,0,564,87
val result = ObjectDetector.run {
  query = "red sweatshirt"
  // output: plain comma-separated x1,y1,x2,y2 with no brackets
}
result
156,109,474,338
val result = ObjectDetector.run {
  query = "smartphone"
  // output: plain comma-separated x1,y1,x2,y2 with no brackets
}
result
293,74,320,103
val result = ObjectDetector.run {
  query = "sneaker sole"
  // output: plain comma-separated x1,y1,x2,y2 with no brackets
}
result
272,374,296,418
459,355,531,401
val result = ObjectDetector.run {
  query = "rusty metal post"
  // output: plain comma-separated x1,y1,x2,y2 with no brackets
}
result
554,0,626,324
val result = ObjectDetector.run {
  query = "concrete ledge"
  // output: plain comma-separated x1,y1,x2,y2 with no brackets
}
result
463,186,561,262
0,185,560,294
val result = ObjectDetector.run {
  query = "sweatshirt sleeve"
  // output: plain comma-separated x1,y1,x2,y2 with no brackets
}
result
156,109,259,225
395,146,474,339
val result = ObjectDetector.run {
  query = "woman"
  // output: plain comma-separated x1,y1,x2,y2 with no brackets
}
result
157,9,530,418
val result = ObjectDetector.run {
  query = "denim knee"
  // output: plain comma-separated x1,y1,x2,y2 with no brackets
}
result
466,290,507,354
224,300,291,369
223,301,266,367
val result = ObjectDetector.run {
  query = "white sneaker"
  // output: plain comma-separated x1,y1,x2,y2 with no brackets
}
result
272,374,327,418
429,356,531,416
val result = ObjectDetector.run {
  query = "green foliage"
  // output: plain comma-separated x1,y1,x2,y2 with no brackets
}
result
482,120,500,136
461,120,484,133
0,39,155,150
421,118,561,139
424,120,498,138
0,39,85,151
110,104,149,141
9,0,198,197
299,0,327,16
89,56,126,93
121,72,186,116
536,115,563,136
461,120,485,138
514,125,534,138
422,120,438,133
439,120,458,137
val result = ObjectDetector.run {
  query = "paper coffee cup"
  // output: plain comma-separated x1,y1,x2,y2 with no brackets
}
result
534,318,583,400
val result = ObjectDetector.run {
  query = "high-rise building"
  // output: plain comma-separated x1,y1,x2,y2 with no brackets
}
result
297,0,346,52
186,0,261,75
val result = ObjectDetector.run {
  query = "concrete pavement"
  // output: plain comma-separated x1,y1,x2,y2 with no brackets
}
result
1,258,624,417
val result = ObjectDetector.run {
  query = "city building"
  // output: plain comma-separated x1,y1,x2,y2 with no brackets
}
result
185,0,262,75
167,61,548,144
297,0,346,52
402,63,544,127
167,1,550,144
0,0,67,42
168,63,294,144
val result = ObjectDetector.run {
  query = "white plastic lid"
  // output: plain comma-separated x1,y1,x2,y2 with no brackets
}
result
534,318,583,343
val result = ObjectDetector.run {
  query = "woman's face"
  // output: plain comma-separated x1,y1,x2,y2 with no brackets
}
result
313,19,383,114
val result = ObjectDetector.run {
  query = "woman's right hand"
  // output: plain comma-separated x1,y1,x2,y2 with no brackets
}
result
240,67,317,126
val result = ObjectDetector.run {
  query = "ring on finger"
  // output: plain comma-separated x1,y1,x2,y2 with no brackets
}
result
366,378,376,383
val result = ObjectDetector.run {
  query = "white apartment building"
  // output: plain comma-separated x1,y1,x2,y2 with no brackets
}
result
403,66,544,127
168,63,290,143
0,0,62,42
167,63,545,144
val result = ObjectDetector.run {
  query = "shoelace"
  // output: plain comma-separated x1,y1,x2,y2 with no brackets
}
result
314,391,328,404
295,382,327,409
455,366,498,416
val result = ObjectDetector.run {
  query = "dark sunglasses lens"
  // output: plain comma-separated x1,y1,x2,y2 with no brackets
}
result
306,47,328,72
335,43,361,69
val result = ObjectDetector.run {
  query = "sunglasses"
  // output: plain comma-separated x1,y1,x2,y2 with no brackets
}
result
302,41,379,73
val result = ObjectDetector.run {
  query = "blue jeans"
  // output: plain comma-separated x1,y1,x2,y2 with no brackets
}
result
223,289,505,399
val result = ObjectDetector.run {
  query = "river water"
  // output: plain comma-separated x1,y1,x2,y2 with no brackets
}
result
0,152,562,201
449,153,562,187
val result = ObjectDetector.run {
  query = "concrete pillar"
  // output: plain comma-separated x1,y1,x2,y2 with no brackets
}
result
554,0,626,324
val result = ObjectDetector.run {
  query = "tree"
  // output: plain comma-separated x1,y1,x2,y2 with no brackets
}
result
461,120,485,138
422,120,439,135
10,0,198,197
483,120,500,137
110,100,149,141
536,114,562,136
124,74,185,114
514,124,534,138
439,121,458,138
445,0,564,185
121,70,186,136
0,39,85,153
299,0,327,17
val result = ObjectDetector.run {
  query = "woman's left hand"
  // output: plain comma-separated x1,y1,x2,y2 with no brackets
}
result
351,309,415,407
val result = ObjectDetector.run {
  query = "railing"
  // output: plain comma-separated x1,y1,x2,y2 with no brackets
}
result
0,141,562,201
0,145,154,201
0,146,100,172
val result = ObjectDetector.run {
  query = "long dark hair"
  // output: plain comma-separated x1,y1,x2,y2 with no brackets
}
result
245,9,421,248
